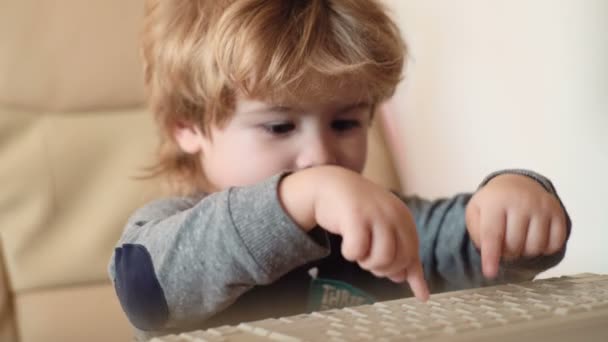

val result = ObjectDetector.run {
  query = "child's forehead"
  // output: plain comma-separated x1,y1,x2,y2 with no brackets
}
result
246,77,373,110
240,94,370,116
235,96,369,116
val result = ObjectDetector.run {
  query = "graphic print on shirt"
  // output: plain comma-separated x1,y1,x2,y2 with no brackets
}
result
306,267,375,311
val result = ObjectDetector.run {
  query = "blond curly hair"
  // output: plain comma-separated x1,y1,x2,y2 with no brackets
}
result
141,0,407,194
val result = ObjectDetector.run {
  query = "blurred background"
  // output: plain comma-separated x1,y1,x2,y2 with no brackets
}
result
0,0,606,341
383,0,608,278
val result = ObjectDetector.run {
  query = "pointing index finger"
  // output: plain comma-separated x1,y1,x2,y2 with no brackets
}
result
480,208,506,279
406,261,429,301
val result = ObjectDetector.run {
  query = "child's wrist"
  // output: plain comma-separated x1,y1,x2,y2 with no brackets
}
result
279,171,317,231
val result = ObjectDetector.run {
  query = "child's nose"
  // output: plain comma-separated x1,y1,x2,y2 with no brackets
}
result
295,136,337,169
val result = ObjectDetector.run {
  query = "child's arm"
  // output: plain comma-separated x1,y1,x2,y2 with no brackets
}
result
398,169,570,293
108,174,330,333
280,166,430,300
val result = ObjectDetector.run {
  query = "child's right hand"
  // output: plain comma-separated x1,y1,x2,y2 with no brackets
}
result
280,166,429,301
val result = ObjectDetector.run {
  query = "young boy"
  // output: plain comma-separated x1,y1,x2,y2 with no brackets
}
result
109,0,570,339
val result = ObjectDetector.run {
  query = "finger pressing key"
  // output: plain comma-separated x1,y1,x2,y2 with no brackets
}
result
480,208,506,279
406,261,429,301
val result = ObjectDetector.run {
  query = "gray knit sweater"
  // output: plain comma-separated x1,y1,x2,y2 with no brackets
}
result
108,170,570,340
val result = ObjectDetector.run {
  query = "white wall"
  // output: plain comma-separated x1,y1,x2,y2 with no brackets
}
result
383,0,608,277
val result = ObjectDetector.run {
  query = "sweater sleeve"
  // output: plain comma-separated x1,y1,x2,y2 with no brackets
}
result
396,169,571,294
108,173,329,333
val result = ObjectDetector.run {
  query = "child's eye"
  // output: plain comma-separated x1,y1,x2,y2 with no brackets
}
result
263,122,295,135
331,120,361,132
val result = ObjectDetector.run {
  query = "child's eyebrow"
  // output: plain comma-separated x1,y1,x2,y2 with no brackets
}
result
245,105,292,115
244,102,370,116
266,106,292,113
336,102,371,114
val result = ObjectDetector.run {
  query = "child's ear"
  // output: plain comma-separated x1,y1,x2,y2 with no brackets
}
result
173,123,204,154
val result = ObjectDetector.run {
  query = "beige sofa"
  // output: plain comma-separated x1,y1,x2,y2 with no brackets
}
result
0,1,402,341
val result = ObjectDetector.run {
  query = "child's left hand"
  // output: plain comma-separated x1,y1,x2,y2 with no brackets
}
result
465,174,568,279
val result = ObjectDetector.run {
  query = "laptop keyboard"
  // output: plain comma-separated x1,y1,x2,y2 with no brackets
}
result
151,273,608,341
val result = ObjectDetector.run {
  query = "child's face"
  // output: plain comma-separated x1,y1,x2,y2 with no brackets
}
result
176,89,372,191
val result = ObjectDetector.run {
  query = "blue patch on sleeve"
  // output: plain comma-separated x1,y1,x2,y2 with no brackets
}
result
114,244,169,330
